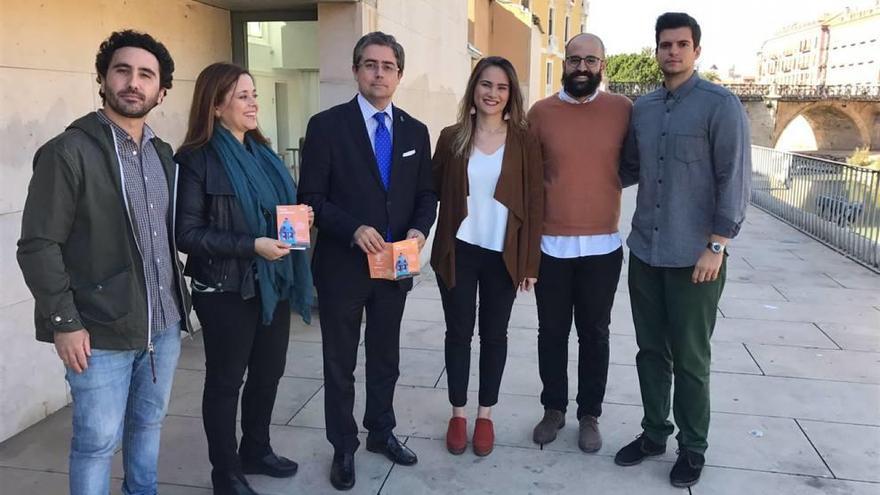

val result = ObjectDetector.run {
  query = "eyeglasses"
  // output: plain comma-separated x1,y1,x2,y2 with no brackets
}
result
565,55,603,68
358,60,400,74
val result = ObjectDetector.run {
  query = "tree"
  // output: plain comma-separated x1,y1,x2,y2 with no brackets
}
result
700,70,721,82
604,48,662,84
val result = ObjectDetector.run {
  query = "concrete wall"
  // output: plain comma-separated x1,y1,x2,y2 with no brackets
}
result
0,0,231,442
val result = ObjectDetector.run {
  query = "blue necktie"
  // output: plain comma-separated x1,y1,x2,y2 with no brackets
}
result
373,112,392,191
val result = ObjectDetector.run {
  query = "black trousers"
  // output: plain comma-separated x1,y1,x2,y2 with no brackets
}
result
193,291,291,474
316,274,408,454
438,240,517,408
535,247,623,419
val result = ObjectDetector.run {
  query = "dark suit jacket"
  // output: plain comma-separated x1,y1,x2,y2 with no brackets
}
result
297,96,437,291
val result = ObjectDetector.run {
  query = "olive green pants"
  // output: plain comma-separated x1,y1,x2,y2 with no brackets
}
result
628,253,726,454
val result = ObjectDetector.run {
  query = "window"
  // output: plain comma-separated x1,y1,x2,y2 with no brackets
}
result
247,22,264,38
549,7,555,37
545,60,553,95
564,15,570,42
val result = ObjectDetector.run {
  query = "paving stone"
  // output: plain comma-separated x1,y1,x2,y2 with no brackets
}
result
817,323,880,352
746,344,880,384
798,420,880,483
0,406,72,473
719,299,879,326
710,373,880,426
692,465,879,495
380,436,686,494
247,426,393,495
775,286,880,306
713,318,838,349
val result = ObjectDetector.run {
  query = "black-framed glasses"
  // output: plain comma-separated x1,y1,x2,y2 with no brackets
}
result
565,55,602,68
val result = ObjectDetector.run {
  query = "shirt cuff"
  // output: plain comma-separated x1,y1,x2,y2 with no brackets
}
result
712,217,742,239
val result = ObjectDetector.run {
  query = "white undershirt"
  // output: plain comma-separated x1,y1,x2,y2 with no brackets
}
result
540,89,621,259
456,145,508,252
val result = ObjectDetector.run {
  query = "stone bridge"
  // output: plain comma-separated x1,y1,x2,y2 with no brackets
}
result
609,83,880,152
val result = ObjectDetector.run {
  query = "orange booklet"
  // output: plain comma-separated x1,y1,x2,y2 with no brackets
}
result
368,238,421,280
276,205,310,250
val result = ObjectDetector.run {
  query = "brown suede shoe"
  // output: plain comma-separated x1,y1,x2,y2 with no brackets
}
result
532,409,565,445
578,415,602,453
446,417,467,455
472,418,495,456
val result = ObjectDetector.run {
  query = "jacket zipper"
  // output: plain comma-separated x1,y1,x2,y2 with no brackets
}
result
171,164,193,342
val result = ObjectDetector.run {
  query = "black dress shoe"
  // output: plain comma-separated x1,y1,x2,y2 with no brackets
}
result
365,434,418,466
241,451,299,478
614,433,666,466
330,452,356,491
670,448,705,488
211,471,262,495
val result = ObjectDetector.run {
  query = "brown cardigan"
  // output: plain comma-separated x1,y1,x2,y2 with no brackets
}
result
430,123,544,289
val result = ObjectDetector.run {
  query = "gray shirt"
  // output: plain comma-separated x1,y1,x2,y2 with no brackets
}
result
620,72,751,268
97,111,181,335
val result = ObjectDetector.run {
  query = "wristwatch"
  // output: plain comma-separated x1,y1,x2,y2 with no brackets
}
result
707,241,725,254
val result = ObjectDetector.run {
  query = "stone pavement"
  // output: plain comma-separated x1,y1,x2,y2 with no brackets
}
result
1,189,879,495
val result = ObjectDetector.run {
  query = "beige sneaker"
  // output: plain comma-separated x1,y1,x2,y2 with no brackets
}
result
578,415,602,453
532,409,565,445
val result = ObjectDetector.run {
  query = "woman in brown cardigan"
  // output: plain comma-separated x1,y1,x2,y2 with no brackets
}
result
431,56,543,457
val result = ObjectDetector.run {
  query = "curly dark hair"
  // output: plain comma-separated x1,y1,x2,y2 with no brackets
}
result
95,30,175,103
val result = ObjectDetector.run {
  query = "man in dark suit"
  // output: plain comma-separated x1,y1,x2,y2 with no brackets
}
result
298,31,437,491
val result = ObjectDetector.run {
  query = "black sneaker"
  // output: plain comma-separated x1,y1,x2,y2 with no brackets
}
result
670,448,705,488
614,433,666,466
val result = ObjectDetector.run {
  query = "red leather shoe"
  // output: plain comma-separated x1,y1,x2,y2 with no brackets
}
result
446,417,467,455
473,418,495,456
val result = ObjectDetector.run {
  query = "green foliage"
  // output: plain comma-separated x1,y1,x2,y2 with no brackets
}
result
846,146,880,170
700,70,721,82
604,48,663,84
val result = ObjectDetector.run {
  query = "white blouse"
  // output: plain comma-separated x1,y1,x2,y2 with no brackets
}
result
456,145,509,252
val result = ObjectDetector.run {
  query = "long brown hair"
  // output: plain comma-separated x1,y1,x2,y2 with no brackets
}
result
451,56,526,159
179,62,270,152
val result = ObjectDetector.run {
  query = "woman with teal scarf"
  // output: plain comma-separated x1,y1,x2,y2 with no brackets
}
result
176,63,313,495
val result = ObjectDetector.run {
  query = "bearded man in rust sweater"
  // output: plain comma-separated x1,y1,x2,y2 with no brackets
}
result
527,33,632,453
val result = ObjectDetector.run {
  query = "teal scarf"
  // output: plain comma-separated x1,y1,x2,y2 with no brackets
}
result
210,125,312,324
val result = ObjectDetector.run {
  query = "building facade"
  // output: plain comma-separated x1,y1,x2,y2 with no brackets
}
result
756,1,880,86
467,0,590,106
0,0,470,443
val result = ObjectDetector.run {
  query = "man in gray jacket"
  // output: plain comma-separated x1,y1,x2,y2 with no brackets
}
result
17,30,191,495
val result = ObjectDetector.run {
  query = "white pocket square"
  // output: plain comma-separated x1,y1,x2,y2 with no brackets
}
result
402,149,416,157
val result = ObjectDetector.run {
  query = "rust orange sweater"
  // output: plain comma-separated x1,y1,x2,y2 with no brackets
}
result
527,91,632,235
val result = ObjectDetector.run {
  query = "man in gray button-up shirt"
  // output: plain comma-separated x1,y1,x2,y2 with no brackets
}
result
614,13,751,489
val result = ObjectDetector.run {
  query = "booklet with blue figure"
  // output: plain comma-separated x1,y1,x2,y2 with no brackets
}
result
276,205,310,250
368,238,420,280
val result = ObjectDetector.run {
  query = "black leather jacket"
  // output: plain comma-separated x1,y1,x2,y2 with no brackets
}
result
175,145,258,298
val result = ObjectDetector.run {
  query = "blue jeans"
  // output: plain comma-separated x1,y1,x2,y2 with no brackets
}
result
66,322,181,495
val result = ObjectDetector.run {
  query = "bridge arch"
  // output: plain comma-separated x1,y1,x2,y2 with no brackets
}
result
773,101,872,151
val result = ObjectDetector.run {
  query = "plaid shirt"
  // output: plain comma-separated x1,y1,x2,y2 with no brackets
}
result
97,111,181,335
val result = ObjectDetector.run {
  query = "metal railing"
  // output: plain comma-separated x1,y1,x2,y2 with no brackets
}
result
607,81,880,102
750,146,880,270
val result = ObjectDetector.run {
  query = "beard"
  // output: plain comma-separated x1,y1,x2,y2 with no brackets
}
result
562,69,602,98
103,87,160,119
